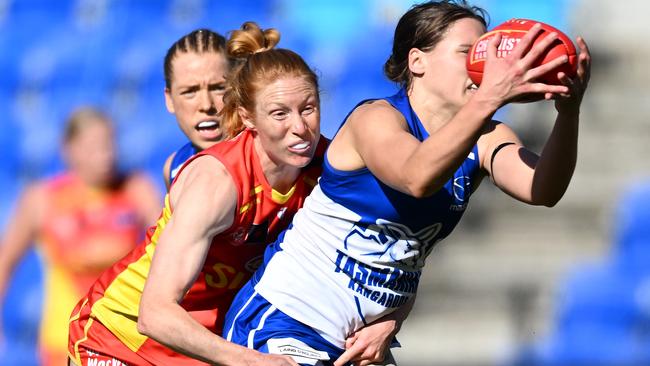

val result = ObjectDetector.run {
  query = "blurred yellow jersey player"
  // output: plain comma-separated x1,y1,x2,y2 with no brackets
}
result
0,107,160,366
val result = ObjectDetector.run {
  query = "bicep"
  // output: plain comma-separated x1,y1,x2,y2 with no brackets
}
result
142,157,237,304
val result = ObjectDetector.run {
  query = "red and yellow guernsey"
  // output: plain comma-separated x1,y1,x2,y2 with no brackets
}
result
39,173,145,366
68,129,326,365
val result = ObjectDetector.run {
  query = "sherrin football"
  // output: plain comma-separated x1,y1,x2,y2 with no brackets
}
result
466,18,578,86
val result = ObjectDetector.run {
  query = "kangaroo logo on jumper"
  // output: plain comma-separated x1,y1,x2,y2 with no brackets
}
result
344,219,442,269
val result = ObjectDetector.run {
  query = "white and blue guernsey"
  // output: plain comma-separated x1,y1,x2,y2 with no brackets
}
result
225,88,481,364
169,141,199,183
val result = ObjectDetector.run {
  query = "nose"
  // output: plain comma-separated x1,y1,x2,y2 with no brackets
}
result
291,114,308,135
198,90,216,113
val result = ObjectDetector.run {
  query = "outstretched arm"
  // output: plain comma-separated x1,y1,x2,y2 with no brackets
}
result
483,37,591,206
0,184,43,345
138,155,298,366
328,24,570,198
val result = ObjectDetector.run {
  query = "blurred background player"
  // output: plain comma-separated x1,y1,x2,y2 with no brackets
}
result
224,1,591,365
162,28,231,190
68,22,326,366
0,107,161,366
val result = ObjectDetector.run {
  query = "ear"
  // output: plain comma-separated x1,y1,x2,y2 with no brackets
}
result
164,88,175,114
408,48,426,76
238,107,255,130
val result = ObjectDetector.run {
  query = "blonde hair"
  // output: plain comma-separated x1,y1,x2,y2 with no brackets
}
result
63,107,112,143
220,22,319,139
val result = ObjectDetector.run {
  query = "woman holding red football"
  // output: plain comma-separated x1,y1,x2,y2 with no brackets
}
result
224,1,591,365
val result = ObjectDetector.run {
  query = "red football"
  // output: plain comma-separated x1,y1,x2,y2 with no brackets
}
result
466,18,578,86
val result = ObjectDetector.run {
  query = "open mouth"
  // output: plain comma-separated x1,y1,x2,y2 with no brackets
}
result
195,120,222,140
288,141,311,153
467,84,478,91
196,120,219,131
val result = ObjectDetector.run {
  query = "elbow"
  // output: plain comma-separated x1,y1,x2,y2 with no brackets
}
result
402,172,437,198
137,302,154,336
405,182,434,199
405,178,442,198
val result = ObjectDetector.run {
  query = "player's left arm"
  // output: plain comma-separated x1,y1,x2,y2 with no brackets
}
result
483,37,591,206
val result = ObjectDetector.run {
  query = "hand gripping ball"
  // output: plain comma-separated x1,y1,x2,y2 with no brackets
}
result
467,18,578,85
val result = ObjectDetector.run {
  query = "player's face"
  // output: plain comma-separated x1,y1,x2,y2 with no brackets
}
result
66,120,116,186
165,51,228,150
418,18,485,109
248,76,320,169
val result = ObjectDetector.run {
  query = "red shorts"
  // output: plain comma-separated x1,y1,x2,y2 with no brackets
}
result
68,299,211,366
68,301,155,366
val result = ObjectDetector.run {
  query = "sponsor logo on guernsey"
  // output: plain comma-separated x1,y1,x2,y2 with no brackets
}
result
450,175,471,211
85,349,127,366
231,227,246,243
267,338,330,365
334,249,416,309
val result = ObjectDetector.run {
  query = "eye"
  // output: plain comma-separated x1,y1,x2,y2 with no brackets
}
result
271,110,288,120
302,105,315,115
181,90,197,98
209,84,226,94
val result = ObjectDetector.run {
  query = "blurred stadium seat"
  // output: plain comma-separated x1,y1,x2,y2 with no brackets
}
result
514,182,650,365
0,247,43,366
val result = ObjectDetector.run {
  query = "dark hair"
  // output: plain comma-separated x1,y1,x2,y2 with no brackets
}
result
220,22,319,139
164,28,228,89
384,0,488,88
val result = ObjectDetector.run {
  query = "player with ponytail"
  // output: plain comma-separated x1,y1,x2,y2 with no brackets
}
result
68,22,326,366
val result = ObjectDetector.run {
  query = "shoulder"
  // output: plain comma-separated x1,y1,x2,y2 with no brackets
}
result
345,99,408,137
170,155,235,201
350,99,403,123
23,180,47,202
14,180,48,224
168,155,238,225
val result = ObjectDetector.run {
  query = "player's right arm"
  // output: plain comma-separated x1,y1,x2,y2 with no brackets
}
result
0,184,44,344
327,26,569,199
162,152,176,191
138,155,298,366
